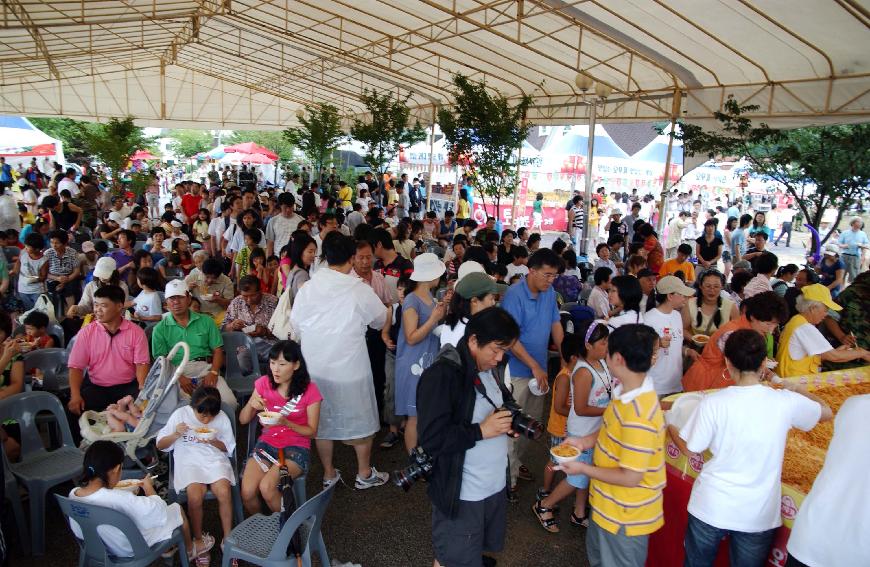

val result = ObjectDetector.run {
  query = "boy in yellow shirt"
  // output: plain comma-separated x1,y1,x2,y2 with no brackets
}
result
659,243,696,283
557,324,665,567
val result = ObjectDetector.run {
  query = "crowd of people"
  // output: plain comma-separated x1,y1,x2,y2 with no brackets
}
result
0,157,867,567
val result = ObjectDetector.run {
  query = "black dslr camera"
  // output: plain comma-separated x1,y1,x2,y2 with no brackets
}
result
501,400,544,440
393,446,435,491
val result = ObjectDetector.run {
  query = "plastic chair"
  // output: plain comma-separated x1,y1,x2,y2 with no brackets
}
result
23,348,70,391
244,420,329,565
220,481,337,567
168,404,244,526
221,331,260,400
133,240,147,252
0,391,84,555
2,445,30,554
55,494,190,567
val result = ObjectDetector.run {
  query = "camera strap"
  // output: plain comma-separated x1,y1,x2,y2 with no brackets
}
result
472,371,502,411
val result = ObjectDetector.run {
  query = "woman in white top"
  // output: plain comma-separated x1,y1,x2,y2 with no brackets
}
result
437,272,501,348
681,270,738,338
535,320,613,532
69,440,212,562
606,275,644,328
67,259,129,318
673,329,831,567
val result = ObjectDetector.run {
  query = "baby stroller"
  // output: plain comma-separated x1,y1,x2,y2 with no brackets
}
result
78,342,190,472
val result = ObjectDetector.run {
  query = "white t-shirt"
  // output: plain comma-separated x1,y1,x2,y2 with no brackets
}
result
608,309,644,329
505,263,529,282
133,290,163,319
356,196,372,210
680,385,821,532
68,487,183,557
587,286,610,319
788,322,832,360
643,308,685,395
283,180,297,193
787,395,870,567
438,319,467,349
58,177,79,197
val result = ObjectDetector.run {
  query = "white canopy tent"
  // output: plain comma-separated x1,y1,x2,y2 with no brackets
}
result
0,1,866,130
0,116,66,169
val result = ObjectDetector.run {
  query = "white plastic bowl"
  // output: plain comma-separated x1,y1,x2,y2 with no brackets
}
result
114,479,141,493
549,444,582,464
192,427,216,441
259,411,281,426
665,392,704,430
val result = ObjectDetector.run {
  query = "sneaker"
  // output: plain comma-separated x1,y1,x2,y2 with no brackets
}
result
323,470,342,489
379,431,401,448
355,466,389,489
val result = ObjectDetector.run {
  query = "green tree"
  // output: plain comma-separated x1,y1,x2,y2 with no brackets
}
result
438,74,533,216
78,116,152,195
227,130,295,161
167,129,213,159
283,104,345,176
28,117,90,162
350,91,426,176
669,96,870,248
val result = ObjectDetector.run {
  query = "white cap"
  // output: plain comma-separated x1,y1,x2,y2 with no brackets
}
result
93,257,117,280
823,243,840,256
170,220,183,228
108,211,123,223
410,253,446,282
456,260,486,282
165,279,189,298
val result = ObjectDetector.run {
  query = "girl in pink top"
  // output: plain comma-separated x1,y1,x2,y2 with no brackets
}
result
239,340,322,515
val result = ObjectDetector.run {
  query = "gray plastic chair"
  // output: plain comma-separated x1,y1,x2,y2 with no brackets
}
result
23,348,70,391
221,331,260,400
55,494,190,567
2,446,30,554
0,391,84,555
220,480,337,567
168,405,244,526
245,420,328,565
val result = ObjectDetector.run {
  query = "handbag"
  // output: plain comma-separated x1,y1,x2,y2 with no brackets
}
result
268,283,295,341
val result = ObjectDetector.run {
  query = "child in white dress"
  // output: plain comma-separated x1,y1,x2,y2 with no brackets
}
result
157,386,235,565
68,440,211,562
131,267,163,323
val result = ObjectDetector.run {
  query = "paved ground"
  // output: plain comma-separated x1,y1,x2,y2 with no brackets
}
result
7,419,589,567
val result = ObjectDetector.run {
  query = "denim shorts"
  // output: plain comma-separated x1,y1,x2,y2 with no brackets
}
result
548,435,566,465
566,448,594,489
252,441,310,473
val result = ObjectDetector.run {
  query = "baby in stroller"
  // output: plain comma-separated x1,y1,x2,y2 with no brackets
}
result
106,395,146,432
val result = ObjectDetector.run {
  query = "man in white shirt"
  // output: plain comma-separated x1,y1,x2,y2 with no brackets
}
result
587,266,613,319
643,275,697,395
283,173,299,193
786,394,870,567
265,193,301,257
57,167,79,197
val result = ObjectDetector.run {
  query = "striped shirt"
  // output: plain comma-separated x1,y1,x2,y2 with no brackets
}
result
589,376,666,536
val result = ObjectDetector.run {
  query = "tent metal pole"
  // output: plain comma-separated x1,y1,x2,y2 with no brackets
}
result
581,102,597,255
657,89,682,235
425,103,436,213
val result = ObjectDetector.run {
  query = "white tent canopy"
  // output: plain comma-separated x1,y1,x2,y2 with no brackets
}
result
0,116,66,168
0,1,867,129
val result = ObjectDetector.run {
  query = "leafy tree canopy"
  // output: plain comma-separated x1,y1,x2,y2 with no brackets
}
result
28,117,90,162
350,90,426,175
167,129,213,159
283,104,344,173
78,116,153,193
438,74,533,215
669,96,870,246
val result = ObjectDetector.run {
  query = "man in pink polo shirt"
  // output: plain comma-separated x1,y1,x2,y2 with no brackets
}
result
67,284,150,414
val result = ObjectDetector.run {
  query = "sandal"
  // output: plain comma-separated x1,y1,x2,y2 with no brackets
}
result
532,498,560,533
570,512,589,528
188,532,215,561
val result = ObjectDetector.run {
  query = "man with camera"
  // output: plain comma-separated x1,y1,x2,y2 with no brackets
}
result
415,307,539,567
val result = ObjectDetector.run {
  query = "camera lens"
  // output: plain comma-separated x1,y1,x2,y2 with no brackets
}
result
512,413,544,440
